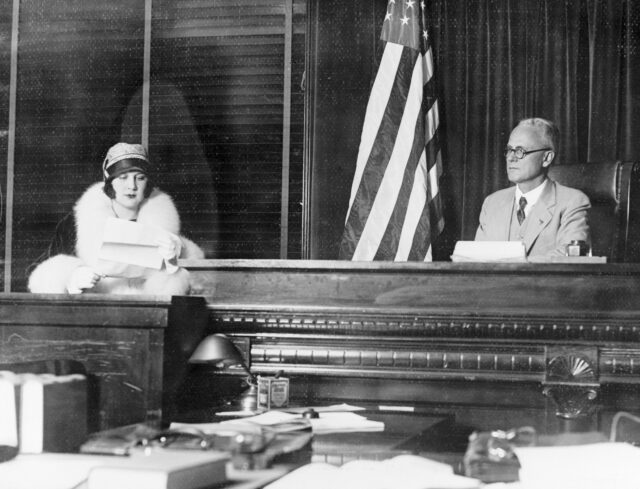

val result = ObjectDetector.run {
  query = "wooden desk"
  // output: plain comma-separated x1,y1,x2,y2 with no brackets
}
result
0,293,208,432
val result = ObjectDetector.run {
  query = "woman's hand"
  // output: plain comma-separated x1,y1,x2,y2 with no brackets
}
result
156,236,182,262
67,266,103,294
156,235,182,274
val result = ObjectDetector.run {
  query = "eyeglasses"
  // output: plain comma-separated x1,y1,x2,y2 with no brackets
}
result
504,146,552,159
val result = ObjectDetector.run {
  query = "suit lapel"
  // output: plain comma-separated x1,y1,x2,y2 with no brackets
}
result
522,180,556,253
496,188,515,240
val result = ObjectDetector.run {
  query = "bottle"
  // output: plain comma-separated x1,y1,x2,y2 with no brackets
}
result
565,240,590,257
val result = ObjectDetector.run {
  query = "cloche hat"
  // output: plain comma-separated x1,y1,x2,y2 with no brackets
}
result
102,142,150,180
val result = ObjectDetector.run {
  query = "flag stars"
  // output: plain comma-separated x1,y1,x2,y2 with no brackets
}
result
406,0,415,8
421,1,426,9
385,11,392,21
401,15,410,25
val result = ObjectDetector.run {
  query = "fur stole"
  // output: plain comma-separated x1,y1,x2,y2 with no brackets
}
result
28,183,204,294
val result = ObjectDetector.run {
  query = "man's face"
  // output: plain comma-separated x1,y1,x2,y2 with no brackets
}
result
505,125,553,191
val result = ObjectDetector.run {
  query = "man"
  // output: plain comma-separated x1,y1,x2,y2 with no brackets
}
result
475,118,590,258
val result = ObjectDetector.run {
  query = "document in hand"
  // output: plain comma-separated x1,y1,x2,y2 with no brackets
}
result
98,218,180,274
263,454,480,489
450,241,526,262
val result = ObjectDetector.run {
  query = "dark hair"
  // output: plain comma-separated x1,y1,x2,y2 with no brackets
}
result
103,175,155,199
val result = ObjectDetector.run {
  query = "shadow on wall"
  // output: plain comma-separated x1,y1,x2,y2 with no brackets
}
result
119,83,219,258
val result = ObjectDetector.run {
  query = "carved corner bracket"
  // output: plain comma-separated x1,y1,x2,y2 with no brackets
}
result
542,347,599,419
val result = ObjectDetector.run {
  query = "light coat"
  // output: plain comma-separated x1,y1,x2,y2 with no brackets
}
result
28,183,204,295
475,179,591,257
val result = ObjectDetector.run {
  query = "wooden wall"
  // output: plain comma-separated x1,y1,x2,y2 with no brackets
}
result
2,0,307,292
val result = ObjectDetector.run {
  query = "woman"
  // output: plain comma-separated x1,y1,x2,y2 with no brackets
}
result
28,142,204,295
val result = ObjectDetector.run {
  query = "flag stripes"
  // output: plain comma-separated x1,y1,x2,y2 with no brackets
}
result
339,0,444,262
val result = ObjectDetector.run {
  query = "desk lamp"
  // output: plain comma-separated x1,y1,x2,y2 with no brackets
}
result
189,334,258,413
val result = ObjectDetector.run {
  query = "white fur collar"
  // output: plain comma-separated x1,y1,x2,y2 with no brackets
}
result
74,182,181,265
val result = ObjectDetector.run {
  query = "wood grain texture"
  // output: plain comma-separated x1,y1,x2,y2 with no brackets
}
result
0,294,171,432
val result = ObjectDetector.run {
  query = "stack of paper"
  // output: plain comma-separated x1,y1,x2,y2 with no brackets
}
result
451,241,526,262
171,410,384,435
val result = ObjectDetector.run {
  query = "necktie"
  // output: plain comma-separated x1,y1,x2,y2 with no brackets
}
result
517,196,527,225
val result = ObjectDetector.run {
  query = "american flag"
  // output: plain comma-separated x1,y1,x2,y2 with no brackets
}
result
339,0,444,261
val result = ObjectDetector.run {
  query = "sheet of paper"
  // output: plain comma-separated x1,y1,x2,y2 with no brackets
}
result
451,241,526,262
171,411,384,435
282,403,365,414
98,218,179,272
514,442,640,489
221,411,384,434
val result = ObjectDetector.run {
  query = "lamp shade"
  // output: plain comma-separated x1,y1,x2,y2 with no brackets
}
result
189,334,244,366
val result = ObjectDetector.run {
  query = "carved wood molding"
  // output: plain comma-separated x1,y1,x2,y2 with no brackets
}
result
211,309,640,385
245,341,640,384
210,309,640,343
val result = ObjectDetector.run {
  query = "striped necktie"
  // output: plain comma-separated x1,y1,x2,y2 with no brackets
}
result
517,196,527,225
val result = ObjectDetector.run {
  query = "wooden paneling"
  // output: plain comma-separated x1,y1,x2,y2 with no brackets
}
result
0,294,172,432
7,1,307,292
13,0,145,292
186,259,640,429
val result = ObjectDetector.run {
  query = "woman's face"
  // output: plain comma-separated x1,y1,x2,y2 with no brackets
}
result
111,171,148,211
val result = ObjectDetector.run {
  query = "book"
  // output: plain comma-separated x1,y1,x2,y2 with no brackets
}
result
18,372,87,453
87,449,229,489
0,449,229,489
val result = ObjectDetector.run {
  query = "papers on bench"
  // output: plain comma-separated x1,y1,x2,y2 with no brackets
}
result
451,241,526,262
263,454,480,489
171,410,384,435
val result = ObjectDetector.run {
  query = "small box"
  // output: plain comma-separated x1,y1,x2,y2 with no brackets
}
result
257,376,289,410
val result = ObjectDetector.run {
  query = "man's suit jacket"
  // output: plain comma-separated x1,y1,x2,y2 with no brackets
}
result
475,179,591,258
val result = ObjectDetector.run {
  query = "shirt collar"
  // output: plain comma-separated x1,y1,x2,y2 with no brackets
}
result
516,178,548,207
